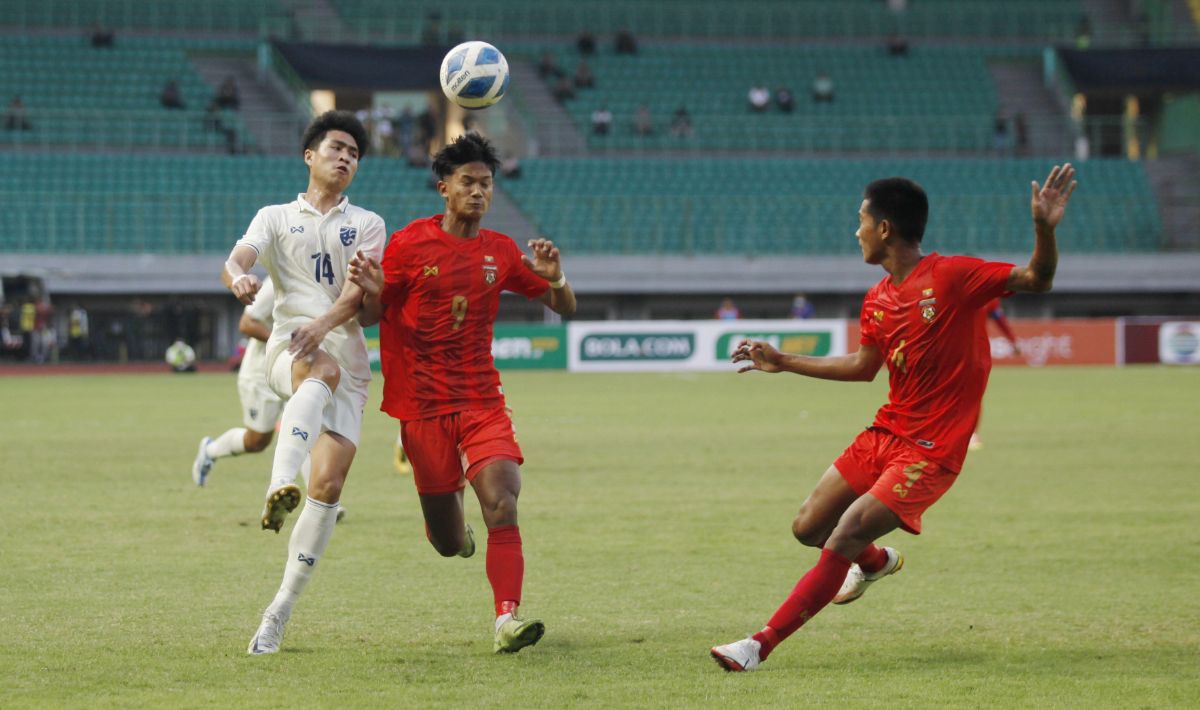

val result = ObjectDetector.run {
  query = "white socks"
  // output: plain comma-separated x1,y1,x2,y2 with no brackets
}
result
206,427,247,459
266,497,340,620
270,378,332,491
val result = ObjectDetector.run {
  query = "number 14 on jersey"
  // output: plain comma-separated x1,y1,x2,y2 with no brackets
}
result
311,252,334,284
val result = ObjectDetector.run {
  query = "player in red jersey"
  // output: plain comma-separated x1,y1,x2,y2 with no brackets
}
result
710,165,1077,672
351,132,576,653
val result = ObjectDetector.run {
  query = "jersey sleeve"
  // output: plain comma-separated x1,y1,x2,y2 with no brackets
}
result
858,294,880,348
359,214,387,262
235,207,275,268
946,256,1014,310
243,279,274,322
501,238,550,299
381,228,410,308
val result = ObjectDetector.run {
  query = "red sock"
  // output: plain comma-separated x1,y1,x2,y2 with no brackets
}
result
854,544,888,575
486,525,524,616
752,548,852,660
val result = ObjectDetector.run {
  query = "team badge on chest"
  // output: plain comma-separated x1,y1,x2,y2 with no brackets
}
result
483,255,498,285
919,288,937,323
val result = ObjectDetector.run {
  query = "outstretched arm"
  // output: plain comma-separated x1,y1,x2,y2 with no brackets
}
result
526,238,577,316
732,339,885,382
1008,163,1077,294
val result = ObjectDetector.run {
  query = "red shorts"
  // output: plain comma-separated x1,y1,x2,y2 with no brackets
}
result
400,407,524,496
833,427,959,535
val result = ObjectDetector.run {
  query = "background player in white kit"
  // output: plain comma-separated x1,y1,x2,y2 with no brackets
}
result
221,110,386,654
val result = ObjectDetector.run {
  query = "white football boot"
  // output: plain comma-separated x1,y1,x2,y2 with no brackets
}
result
247,610,288,654
710,637,762,672
192,437,214,486
833,546,904,605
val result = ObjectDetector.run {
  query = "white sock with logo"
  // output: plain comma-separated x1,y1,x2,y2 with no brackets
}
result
266,497,340,619
298,455,311,486
205,427,247,459
269,378,332,491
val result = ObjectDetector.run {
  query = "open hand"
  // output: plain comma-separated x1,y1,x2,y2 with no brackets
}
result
348,249,383,298
731,339,785,374
1032,163,1078,230
288,320,330,359
521,238,562,282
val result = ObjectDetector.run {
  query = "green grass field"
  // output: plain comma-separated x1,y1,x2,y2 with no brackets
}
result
2,366,1198,708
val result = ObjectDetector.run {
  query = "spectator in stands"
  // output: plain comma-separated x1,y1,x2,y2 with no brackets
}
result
887,33,909,57
791,294,815,319
1014,112,1029,156
993,111,1011,155
4,95,31,131
160,79,185,110
552,76,576,103
31,297,54,364
216,76,240,110
538,50,565,80
775,87,795,113
203,100,239,154
591,106,613,135
812,73,835,103
397,107,415,154
670,106,693,138
615,29,638,55
715,298,741,320
577,32,596,55
574,59,595,89
501,154,522,179
1075,16,1092,50
748,85,771,112
634,104,654,135
89,23,115,48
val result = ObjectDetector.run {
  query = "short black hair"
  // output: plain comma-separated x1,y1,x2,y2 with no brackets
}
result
301,110,368,159
863,177,928,244
431,132,500,180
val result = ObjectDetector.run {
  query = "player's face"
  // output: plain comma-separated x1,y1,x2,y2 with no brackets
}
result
305,130,359,190
856,199,885,264
439,162,493,221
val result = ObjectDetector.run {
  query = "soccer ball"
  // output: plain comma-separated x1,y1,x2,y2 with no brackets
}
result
439,41,510,109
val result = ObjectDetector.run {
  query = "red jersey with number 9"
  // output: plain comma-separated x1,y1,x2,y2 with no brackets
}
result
858,253,1013,472
378,215,549,420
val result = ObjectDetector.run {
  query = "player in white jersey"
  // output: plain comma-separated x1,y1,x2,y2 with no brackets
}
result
221,111,386,654
191,280,290,484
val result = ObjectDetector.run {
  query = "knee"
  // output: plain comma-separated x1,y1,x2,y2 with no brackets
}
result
311,362,341,391
791,515,827,547
481,493,518,526
244,432,272,453
429,533,464,557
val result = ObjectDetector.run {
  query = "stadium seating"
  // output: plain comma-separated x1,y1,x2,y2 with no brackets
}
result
0,36,259,151
330,0,1082,41
532,43,1042,153
502,158,1162,255
0,0,283,33
0,154,443,254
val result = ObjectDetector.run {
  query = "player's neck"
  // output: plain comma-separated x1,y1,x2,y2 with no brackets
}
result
441,212,481,239
301,182,345,215
882,246,925,285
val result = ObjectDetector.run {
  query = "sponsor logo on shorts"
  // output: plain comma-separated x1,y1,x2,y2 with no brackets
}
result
249,407,259,419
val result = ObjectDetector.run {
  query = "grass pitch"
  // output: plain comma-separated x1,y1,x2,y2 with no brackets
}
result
1,366,1198,708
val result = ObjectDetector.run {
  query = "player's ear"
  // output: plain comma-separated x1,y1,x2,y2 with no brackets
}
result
437,180,449,198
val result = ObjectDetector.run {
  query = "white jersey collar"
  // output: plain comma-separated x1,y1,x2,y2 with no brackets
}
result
295,193,350,216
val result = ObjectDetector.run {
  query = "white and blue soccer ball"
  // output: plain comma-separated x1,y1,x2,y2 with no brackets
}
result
440,41,510,109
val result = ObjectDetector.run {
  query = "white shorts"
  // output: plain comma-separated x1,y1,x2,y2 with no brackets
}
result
237,374,284,434
268,347,369,447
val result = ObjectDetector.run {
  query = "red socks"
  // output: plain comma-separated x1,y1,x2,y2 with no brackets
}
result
486,525,524,616
854,544,888,575
752,548,852,659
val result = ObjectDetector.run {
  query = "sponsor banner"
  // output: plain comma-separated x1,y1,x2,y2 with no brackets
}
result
366,323,567,371
847,319,1118,366
569,320,845,372
492,324,568,370
1158,321,1200,364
